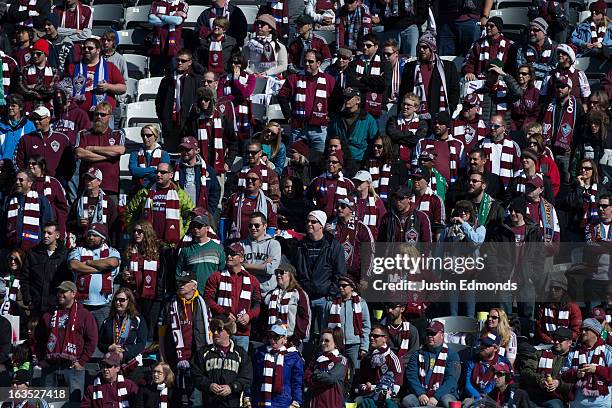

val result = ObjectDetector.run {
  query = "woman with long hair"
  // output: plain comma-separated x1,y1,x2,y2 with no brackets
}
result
361,134,408,205
122,220,163,340
525,132,561,197
480,308,517,366
573,110,612,175
351,170,387,238
128,124,170,189
278,176,309,234
134,361,179,408
511,64,539,131
1,249,26,316
98,288,148,366
303,328,349,408
256,121,287,176
242,14,288,77
559,158,601,240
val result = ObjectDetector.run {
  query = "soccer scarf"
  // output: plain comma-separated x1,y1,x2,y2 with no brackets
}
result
223,71,251,135
130,248,158,300
367,159,391,201
472,359,497,392
269,0,289,36
114,315,132,346
17,0,37,27
570,338,609,397
389,321,411,358
216,269,252,315
476,193,492,227
538,199,557,243
208,35,225,75
544,306,570,334
385,0,412,18
354,195,379,229
591,22,607,44
77,191,108,225
92,375,130,408
173,160,209,209
76,244,112,300
537,349,555,376
172,72,185,122
342,6,363,50
196,111,225,174
396,113,420,163
489,82,508,118
238,162,270,192
25,63,55,88
267,288,293,328
453,118,487,150
356,54,383,116
524,38,554,64
229,191,270,240
593,221,612,241
143,184,181,244
481,136,517,186
479,35,510,70
137,146,163,169
312,171,353,215
46,302,80,361
260,345,297,405
7,191,41,250
391,60,401,99
40,176,53,199
157,384,168,408
169,293,212,359
73,59,108,110
418,344,448,397
151,0,187,54
293,73,328,124
316,349,341,369
542,96,577,154
247,36,277,70
0,54,7,106
0,275,19,315
582,184,598,227
59,3,88,31
413,57,449,114
512,172,544,195
328,294,363,336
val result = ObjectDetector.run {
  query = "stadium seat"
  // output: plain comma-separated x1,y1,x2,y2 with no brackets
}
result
137,77,163,101
253,77,268,94
574,57,591,72
433,316,480,347
124,54,149,80
122,127,145,151
313,30,335,45
91,4,124,28
440,55,464,74
126,78,138,103
124,6,152,30
240,4,260,29
185,5,207,28
120,153,131,178
489,8,530,28
124,100,159,127
267,104,286,122
117,29,150,54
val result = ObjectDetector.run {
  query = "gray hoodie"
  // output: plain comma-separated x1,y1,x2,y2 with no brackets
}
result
241,234,281,296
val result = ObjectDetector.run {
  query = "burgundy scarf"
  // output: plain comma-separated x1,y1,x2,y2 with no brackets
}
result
356,54,383,116
129,248,158,300
537,349,555,376
208,34,225,75
92,374,130,408
570,338,609,397
542,96,577,154
328,294,363,336
143,184,181,244
396,114,420,163
46,302,79,361
76,245,112,300
196,111,225,174
6,191,41,251
418,344,449,397
216,270,252,315
267,288,293,328
367,159,392,201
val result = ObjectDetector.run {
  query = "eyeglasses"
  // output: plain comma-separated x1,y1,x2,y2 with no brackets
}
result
156,170,171,174
177,58,191,64
494,372,506,378
115,297,128,303
487,315,499,320
363,43,375,48
133,229,144,234
204,79,216,84
306,219,319,225
598,203,611,209
141,133,155,138
518,72,530,76
248,223,262,228
370,333,386,339
581,166,593,171
383,52,396,57
488,123,502,129
211,327,225,334
245,177,259,183
84,46,97,51
339,283,351,288
247,150,261,156
469,178,483,184
94,112,110,117
327,160,340,165
373,144,383,149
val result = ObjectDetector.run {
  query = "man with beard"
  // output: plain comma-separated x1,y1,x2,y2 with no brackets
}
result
51,81,91,144
560,318,612,408
81,351,138,408
452,93,487,153
227,141,280,202
518,18,557,89
0,95,36,161
477,114,521,188
36,281,98,404
15,106,73,181
278,49,335,153
1,169,54,251
522,327,573,407
74,102,125,203
523,176,560,256
466,170,504,230
325,47,353,116
66,37,126,117
398,32,459,118
16,39,60,113
473,59,522,125
43,14,74,73
173,136,221,218
68,223,120,327
413,111,465,185
378,185,432,243
447,148,504,208
381,303,420,369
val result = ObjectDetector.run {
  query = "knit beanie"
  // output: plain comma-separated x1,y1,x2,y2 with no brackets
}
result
418,31,437,53
488,16,504,32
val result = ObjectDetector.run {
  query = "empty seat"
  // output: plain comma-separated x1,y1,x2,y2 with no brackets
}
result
240,4,260,27
117,29,151,54
124,6,152,29
126,78,138,103
120,153,131,178
122,126,145,152
91,4,124,28
267,104,286,122
440,55,464,74
185,5,207,28
313,30,335,45
124,101,159,127
137,77,163,101
124,54,149,80
489,8,530,28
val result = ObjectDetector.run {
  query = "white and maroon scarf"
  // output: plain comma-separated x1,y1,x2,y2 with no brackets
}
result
223,71,251,134
537,349,555,376
76,244,112,300
582,184,599,227
17,0,37,27
196,111,225,174
479,35,510,70
354,195,379,230
316,348,341,369
173,159,209,210
208,35,224,75
247,36,277,70
544,306,570,334
238,162,270,192
92,374,130,408
418,344,448,397
130,248,158,300
77,190,108,225
143,184,181,244
570,338,609,397
217,269,252,315
293,73,328,123
591,22,607,44
328,293,363,336
137,146,163,169
367,159,391,201
260,345,297,404
169,294,212,360
453,118,487,149
389,320,411,358
7,190,41,249
356,54,383,116
414,57,448,114
229,190,270,240
480,136,518,186
25,63,55,89
267,288,293,328
396,113,420,163
157,384,168,408
46,302,80,361
542,96,577,154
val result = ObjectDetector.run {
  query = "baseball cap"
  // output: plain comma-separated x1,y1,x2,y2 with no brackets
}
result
31,106,51,118
270,321,288,336
394,185,414,199
463,93,481,108
552,326,573,340
57,280,77,292
88,223,108,241
295,14,314,25
275,261,296,275
493,363,510,374
191,214,211,226
481,332,501,347
84,167,103,181
226,242,245,256
425,320,444,334
179,136,198,150
336,197,355,209
177,270,197,284
343,87,361,99
102,351,122,367
525,176,544,189
353,170,373,184
409,166,432,183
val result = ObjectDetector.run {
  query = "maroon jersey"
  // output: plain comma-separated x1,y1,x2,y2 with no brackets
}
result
76,128,124,194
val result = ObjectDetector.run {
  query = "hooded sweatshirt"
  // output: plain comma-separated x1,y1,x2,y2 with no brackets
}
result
241,234,282,295
0,117,36,160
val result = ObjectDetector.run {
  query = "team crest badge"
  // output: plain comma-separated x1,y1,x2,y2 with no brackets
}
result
51,140,60,152
109,138,116,146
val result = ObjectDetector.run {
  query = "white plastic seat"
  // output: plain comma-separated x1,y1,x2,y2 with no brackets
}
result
137,77,163,102
124,6,152,29
185,5,207,28
124,101,158,127
239,4,260,26
122,126,145,150
91,4,124,27
117,29,150,54
124,54,149,80
126,78,138,103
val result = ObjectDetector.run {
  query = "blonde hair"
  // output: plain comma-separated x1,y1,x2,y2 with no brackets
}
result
153,362,175,387
525,122,543,134
404,93,420,105
482,308,512,346
141,124,161,141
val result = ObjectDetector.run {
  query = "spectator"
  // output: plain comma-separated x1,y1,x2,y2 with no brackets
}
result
16,39,59,112
325,47,353,116
51,0,92,44
523,176,560,253
147,0,189,76
540,44,591,107
386,93,428,167
43,14,74,74
134,362,180,408
0,249,25,318
378,185,432,243
463,16,518,80
100,30,128,107
511,64,540,131
1,169,53,251
0,95,36,161
195,0,247,47
518,18,557,89
21,221,70,317
402,321,459,408
8,0,50,31
241,212,281,297
505,149,554,205
155,49,200,152
125,162,195,245
559,158,601,239
572,110,610,179
282,139,311,183
431,0,491,57
584,194,612,309
195,17,238,76
256,121,286,176
410,166,446,236
278,175,310,234
335,0,372,53
228,141,281,201
81,351,139,408
287,15,331,73
413,111,465,185
535,276,583,344
0,50,17,101
380,0,426,57
477,114,521,188
452,93,488,154
481,308,518,367
51,81,91,145
217,53,255,142
278,49,335,153
257,0,290,39
74,102,126,202
465,170,504,230
473,60,523,125
560,318,612,408
571,0,612,57
10,26,35,67
68,223,120,327
243,14,288,77
98,288,148,366
128,124,170,189
525,132,560,197
363,134,410,204
28,155,69,239
264,262,311,348
486,363,532,407
36,281,98,404
308,150,356,218
246,322,303,408
380,303,420,368
204,242,262,352
351,170,386,238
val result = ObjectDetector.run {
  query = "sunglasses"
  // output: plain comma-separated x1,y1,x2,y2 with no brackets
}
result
8,257,19,262
141,133,155,138
581,166,593,171
212,327,225,334
84,46,97,51
31,51,44,57
383,52,395,57
133,229,144,234
156,170,171,175
304,59,317,64
485,23,497,28
529,28,541,33
373,144,384,149
245,177,259,182
363,43,375,48
336,203,349,210
327,160,340,164
94,112,110,117
247,150,261,156
494,372,506,378
370,333,386,339
469,178,483,184
275,270,287,276
306,219,319,225
27,161,37,166
177,58,191,64
204,79,215,84
248,223,262,228
487,315,499,320
598,203,611,209
191,223,207,229
339,283,351,288
489,123,502,129
551,286,565,291
339,55,351,60
100,363,117,369
518,72,530,76
115,297,128,303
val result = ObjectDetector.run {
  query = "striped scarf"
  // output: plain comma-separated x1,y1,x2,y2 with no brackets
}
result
354,195,379,230
130,248,158,300
396,114,420,163
157,384,168,408
73,59,108,110
217,270,252,316
267,288,293,328
418,344,448,397
229,191,270,240
328,294,363,337
543,96,577,154
478,36,510,71
414,57,448,114
544,306,570,334
356,54,383,116
581,184,598,227
208,35,225,75
58,3,89,31
367,159,391,201
389,321,411,358
453,118,487,151
196,112,225,174
524,39,554,65
591,22,607,44
537,349,555,376
418,137,462,183
223,71,251,137
570,338,609,397
293,73,328,124
17,0,37,27
169,294,212,360
173,161,209,209
77,191,108,225
46,302,79,361
0,276,19,315
316,349,341,369
527,199,558,243
247,36,277,70
143,184,181,244
7,191,41,250
391,60,401,101
76,244,112,300
172,72,185,123
512,172,545,195
25,63,55,89
0,53,15,103
238,162,269,193
136,147,163,186
41,176,53,199
92,374,130,408
312,171,353,216
480,137,518,187
269,0,289,36
261,346,295,405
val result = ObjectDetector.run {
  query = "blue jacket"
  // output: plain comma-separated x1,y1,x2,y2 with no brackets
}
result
128,146,171,188
465,355,512,400
330,296,371,349
0,118,36,161
263,142,287,177
251,346,304,408
571,19,612,56
328,110,379,162
406,344,460,400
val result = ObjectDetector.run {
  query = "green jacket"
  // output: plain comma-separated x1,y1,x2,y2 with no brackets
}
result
176,240,226,292
125,183,195,239
521,349,572,404
328,110,379,162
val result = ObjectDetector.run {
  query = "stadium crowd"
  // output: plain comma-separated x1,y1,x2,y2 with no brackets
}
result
0,0,611,407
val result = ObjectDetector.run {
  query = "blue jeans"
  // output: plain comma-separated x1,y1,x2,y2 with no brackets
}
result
232,335,250,353
449,288,476,318
308,297,330,341
438,18,481,57
541,399,564,408
345,342,361,370
290,126,327,153
384,25,420,57
42,364,85,403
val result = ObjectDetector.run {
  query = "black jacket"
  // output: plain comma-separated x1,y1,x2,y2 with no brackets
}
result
382,0,428,29
347,53,392,108
155,70,202,131
134,382,181,408
98,315,148,361
194,4,247,47
0,316,10,366
191,341,253,408
447,171,505,210
21,242,71,315
195,34,239,74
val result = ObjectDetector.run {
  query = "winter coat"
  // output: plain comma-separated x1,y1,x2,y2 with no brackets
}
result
133,382,180,408
0,117,36,161
571,19,612,56
521,348,572,404
98,315,148,361
328,110,379,162
303,351,348,408
406,344,460,400
250,346,304,408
